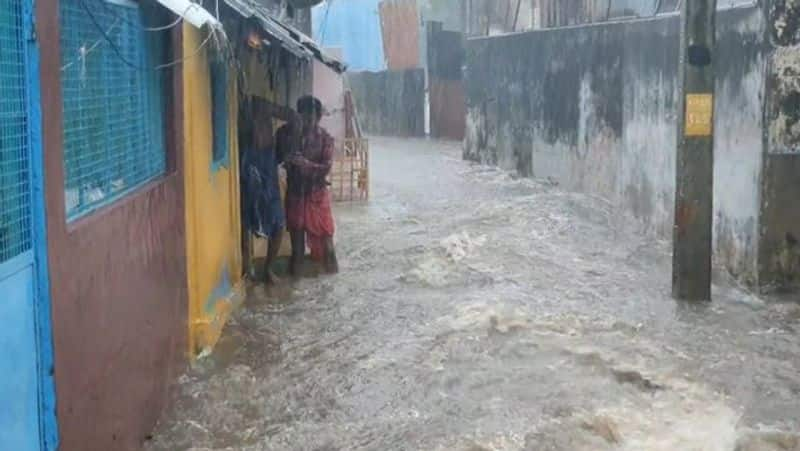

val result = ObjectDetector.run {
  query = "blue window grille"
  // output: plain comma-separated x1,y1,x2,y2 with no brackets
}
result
210,60,229,169
0,0,32,262
59,0,166,220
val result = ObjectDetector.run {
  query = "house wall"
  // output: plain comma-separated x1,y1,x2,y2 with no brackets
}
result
347,69,426,136
183,24,244,356
465,6,766,283
37,6,188,451
314,48,347,141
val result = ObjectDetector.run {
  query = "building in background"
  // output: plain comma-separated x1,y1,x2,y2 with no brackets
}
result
331,0,466,139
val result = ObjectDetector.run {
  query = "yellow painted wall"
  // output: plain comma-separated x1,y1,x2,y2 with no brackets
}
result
183,24,243,357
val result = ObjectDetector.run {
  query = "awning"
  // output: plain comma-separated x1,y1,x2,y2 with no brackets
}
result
222,0,347,73
154,0,222,30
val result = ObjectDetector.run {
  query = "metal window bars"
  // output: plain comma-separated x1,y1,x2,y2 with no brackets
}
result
0,0,32,263
59,0,166,219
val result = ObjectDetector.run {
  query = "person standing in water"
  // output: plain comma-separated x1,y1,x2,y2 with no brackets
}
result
276,95,338,276
240,101,285,284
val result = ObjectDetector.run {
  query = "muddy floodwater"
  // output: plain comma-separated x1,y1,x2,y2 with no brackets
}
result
147,137,800,451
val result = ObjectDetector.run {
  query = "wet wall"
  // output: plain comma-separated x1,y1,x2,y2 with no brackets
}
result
759,1,800,288
183,24,244,357
427,21,467,140
314,49,347,141
348,69,426,137
465,6,768,284
38,5,188,451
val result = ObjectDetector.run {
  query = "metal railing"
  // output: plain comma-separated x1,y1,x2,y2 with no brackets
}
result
330,138,369,202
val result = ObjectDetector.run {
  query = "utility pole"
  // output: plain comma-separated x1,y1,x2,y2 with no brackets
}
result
672,0,717,301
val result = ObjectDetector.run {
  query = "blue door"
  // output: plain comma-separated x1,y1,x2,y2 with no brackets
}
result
0,0,58,450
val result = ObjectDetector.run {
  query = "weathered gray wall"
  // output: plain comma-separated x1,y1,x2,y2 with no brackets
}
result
465,6,769,284
759,2,800,289
348,69,426,137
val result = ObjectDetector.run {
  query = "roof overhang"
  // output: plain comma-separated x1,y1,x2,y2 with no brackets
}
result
154,0,222,30
222,0,347,73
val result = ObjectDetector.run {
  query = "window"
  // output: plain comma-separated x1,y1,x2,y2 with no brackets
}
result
59,0,166,220
210,60,229,169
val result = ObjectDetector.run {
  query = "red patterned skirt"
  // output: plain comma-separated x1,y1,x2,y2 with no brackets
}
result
286,189,335,261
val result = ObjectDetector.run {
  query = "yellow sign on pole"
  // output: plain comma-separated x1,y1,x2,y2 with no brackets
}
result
685,93,713,137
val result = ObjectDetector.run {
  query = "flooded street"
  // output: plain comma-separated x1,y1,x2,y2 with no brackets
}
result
148,137,800,451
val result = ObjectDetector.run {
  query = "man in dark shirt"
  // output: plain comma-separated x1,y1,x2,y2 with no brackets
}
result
241,101,285,284
275,96,338,276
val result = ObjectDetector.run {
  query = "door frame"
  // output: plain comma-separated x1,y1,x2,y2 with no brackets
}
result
24,0,59,448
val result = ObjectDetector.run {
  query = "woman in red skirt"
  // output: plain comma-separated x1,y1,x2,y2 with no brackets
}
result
276,96,339,276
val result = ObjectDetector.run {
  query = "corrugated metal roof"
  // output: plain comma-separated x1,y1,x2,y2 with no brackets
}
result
223,0,347,73
379,0,420,71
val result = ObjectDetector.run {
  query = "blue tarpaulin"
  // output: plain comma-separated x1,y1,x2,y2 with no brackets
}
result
313,0,386,72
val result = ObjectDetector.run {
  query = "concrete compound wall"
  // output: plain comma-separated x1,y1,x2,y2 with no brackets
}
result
759,1,800,289
347,69,426,137
465,5,785,286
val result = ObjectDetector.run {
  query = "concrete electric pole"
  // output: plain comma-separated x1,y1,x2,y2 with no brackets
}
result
672,0,717,301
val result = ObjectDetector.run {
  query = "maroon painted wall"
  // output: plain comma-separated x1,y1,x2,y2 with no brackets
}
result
759,154,800,288
37,4,188,451
379,0,421,71
430,79,466,141
427,22,466,140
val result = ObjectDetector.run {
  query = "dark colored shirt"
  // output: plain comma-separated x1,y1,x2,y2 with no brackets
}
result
240,147,284,237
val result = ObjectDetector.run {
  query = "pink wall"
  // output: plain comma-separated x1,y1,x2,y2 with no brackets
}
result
313,48,346,142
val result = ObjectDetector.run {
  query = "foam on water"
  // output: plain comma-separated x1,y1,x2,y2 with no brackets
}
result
147,137,800,451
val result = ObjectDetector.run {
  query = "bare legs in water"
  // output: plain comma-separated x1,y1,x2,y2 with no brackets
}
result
289,229,338,277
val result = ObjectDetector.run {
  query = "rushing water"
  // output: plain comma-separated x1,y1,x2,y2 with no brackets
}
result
147,137,800,451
